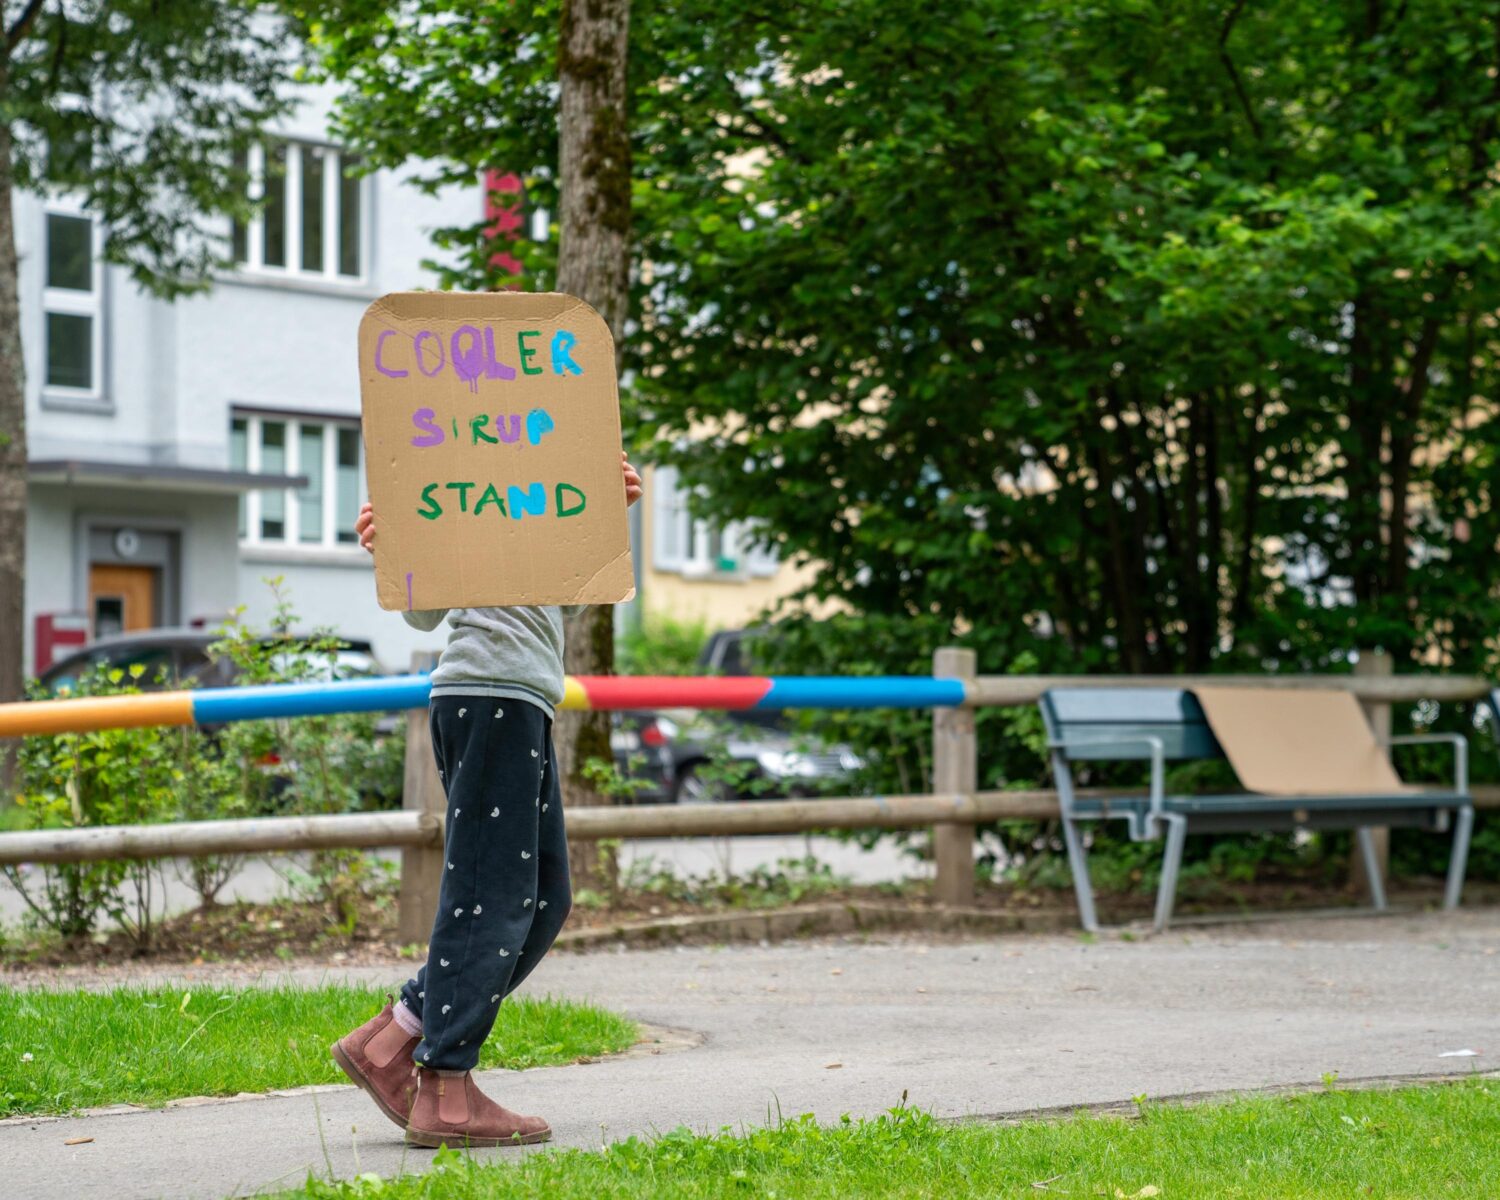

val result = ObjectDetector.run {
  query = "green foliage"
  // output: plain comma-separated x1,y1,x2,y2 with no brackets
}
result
3,663,183,946
303,0,1500,680
9,0,297,296
2,581,404,943
619,854,848,909
208,580,405,930
281,1084,1500,1199
616,613,711,676
0,984,637,1117
304,1,1500,885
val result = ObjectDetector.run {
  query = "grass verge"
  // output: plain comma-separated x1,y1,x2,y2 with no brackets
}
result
282,1082,1499,1199
0,984,637,1117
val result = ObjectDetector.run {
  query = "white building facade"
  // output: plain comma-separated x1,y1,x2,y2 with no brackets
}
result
21,90,477,674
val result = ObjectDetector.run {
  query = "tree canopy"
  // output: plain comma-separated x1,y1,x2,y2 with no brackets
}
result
307,0,1500,679
5,0,294,293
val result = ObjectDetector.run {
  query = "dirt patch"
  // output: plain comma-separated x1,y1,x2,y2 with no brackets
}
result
5,872,1488,977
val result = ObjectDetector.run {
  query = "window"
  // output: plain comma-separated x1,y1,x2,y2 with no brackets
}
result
233,413,365,549
232,141,364,280
651,465,779,578
43,210,101,396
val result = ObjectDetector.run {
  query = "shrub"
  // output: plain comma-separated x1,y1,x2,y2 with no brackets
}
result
208,580,406,932
1,580,407,946
3,664,184,948
616,612,711,676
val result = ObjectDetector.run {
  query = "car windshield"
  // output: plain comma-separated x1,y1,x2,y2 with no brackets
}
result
45,645,184,693
266,648,380,681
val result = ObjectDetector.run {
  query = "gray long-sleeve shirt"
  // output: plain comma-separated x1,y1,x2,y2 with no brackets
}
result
403,606,581,717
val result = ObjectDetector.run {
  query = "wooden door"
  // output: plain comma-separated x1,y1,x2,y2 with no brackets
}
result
88,564,158,638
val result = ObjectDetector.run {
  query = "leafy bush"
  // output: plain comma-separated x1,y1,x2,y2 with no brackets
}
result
3,664,189,948
208,580,405,931
616,612,711,676
1,580,407,945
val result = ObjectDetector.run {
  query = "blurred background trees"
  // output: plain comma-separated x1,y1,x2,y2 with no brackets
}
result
301,0,1500,882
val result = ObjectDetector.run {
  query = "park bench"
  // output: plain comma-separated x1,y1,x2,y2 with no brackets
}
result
1040,688,1474,933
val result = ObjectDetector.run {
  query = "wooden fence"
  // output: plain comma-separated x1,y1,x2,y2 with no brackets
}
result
0,649,1490,941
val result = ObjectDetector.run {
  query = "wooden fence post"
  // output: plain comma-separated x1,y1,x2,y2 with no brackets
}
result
932,646,977,906
1351,649,1394,895
398,653,445,946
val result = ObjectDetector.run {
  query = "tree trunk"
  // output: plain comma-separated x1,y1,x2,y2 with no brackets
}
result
553,0,632,892
0,88,29,789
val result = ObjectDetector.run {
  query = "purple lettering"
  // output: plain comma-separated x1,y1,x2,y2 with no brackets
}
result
414,330,445,377
494,414,522,444
410,408,445,447
484,326,518,381
376,329,408,378
451,325,485,393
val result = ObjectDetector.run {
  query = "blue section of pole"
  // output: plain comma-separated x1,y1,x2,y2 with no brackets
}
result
759,677,969,709
190,674,433,723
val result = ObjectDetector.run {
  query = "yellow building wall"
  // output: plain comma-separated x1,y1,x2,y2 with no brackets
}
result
637,464,824,632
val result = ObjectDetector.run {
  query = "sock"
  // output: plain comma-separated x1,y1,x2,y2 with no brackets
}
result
393,999,423,1038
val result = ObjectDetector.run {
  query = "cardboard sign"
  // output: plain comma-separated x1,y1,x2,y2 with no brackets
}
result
358,291,634,610
1192,687,1408,796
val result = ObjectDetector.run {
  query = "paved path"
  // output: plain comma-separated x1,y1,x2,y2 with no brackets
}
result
4,908,1498,1200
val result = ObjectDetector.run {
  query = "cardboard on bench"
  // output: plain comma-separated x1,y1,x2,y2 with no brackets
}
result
1192,686,1407,797
358,291,635,611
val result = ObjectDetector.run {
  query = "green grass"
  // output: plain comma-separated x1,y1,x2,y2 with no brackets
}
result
283,1083,1499,1199
0,984,637,1117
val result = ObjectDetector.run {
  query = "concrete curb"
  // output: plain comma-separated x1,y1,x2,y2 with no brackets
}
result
964,1067,1500,1126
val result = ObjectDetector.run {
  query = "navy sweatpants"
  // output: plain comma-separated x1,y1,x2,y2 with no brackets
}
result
399,695,571,1071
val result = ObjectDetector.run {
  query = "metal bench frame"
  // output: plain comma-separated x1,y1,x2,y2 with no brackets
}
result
1040,688,1474,933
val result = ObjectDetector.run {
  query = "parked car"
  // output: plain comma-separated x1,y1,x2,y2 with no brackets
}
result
608,626,863,804
37,628,383,695
610,710,677,803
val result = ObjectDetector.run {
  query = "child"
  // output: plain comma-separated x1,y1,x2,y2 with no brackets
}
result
332,451,644,1148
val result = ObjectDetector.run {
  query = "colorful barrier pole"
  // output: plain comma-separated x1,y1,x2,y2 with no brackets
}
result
0,674,970,738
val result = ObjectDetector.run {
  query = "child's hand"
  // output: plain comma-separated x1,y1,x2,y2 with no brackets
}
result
622,451,643,507
355,502,376,554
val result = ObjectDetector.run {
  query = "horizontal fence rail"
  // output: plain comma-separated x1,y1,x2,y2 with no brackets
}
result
0,674,969,738
6,787,1497,869
0,793,1036,866
0,671,1488,739
968,674,1493,707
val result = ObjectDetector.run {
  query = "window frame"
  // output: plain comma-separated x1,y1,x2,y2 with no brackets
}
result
234,411,366,551
233,140,367,284
650,464,779,580
41,203,104,404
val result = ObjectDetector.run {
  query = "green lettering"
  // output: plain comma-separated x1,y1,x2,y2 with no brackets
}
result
517,330,543,375
444,481,476,513
474,483,507,516
555,482,587,517
418,482,442,520
470,414,498,445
